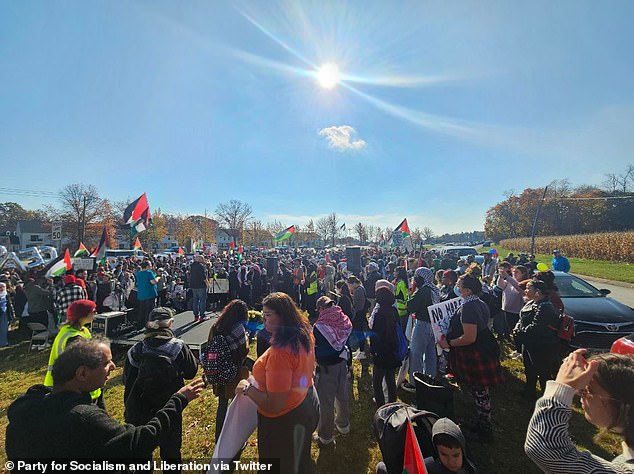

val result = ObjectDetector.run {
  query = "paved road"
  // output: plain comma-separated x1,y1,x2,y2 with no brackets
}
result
575,274,634,308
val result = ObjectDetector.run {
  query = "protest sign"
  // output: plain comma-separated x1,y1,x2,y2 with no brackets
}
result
427,297,463,343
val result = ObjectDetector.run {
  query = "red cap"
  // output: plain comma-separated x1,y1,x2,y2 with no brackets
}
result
64,275,76,284
67,299,97,322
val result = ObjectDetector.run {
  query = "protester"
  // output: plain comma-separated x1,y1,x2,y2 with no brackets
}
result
439,274,502,437
551,250,571,273
6,337,204,464
123,307,199,470
496,263,528,338
525,350,634,472
348,276,368,360
513,280,560,399
24,275,51,327
44,299,102,404
190,255,209,322
425,418,478,474
135,260,160,328
206,299,249,441
369,285,402,408
0,281,15,347
313,295,353,447
394,266,409,328
335,280,354,321
54,275,87,324
403,267,440,393
235,292,319,474
364,262,381,310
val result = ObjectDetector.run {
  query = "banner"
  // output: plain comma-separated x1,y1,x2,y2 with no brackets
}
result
427,297,463,343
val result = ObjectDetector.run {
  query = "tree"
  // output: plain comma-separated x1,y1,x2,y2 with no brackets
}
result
324,213,341,247
173,215,196,248
57,184,103,246
0,202,43,227
421,226,435,241
215,200,252,243
316,217,330,245
353,222,368,244
139,208,167,251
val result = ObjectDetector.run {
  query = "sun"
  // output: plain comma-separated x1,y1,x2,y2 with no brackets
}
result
316,62,341,89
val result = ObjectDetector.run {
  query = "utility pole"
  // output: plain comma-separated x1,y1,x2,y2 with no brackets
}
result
530,186,549,256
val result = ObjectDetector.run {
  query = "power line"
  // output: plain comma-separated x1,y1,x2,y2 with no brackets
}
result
544,195,634,201
0,187,59,198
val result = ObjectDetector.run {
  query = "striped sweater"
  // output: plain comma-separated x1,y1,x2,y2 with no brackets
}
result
525,381,634,473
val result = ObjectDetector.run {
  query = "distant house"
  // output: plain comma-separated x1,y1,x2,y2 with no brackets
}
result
0,228,20,252
16,220,51,248
216,228,238,250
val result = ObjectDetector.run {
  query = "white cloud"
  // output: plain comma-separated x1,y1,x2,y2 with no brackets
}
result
318,125,367,151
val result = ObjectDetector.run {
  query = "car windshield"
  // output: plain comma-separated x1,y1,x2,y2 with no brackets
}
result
556,275,603,298
457,249,476,256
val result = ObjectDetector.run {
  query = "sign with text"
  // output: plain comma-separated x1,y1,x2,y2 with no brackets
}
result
72,257,96,271
428,297,463,343
51,222,62,241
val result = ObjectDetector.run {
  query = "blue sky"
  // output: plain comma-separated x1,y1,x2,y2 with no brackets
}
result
1,0,633,234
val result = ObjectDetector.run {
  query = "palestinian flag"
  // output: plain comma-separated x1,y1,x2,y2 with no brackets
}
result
403,419,427,474
91,227,109,261
122,193,149,225
46,249,72,278
130,208,152,237
133,237,142,250
177,247,185,255
274,225,296,242
74,242,89,257
229,241,235,249
394,218,411,239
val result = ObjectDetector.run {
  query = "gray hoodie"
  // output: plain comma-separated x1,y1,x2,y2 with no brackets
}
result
425,418,477,474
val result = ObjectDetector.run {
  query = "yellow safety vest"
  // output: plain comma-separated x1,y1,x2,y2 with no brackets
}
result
307,271,318,295
396,280,408,317
44,325,101,400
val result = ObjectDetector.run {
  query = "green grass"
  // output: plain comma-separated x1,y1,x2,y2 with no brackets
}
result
483,245,634,284
0,337,623,473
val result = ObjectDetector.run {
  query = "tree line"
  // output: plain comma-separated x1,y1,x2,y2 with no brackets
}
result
485,165,634,242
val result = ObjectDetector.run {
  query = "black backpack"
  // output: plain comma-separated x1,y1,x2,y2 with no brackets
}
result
125,350,183,423
373,402,439,474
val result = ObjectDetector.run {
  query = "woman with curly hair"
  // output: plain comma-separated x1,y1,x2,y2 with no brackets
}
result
235,292,318,474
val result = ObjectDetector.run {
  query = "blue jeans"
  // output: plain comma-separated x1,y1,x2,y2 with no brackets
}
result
409,320,438,380
192,288,207,317
0,309,8,346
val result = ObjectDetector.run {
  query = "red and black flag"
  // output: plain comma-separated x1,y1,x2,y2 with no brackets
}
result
91,227,109,262
122,193,149,225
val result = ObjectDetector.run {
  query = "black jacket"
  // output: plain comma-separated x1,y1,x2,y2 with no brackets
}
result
123,328,198,424
369,293,401,369
6,385,188,466
189,262,208,289
407,286,434,322
515,300,560,348
363,271,381,299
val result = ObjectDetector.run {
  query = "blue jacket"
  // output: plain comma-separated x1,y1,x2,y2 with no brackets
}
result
551,256,570,272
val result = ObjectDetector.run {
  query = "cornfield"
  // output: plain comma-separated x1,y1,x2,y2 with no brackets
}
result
500,231,634,264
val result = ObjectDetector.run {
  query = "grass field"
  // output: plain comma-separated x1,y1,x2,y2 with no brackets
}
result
482,245,634,284
0,337,623,474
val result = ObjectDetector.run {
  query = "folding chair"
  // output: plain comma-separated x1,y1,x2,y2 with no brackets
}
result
27,322,50,351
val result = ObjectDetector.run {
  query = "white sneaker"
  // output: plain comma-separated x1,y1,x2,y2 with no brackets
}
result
354,351,366,360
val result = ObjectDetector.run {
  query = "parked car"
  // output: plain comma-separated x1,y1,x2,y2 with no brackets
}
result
611,334,634,355
554,272,634,352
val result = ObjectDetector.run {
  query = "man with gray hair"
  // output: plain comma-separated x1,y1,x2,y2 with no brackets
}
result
6,337,204,464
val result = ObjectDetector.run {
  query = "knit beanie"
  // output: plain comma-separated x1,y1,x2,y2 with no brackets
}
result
67,299,97,322
374,279,395,294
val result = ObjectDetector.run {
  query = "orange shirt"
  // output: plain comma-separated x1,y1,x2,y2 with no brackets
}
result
252,340,315,418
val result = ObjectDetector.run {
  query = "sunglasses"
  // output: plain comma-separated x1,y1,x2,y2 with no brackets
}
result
579,387,620,403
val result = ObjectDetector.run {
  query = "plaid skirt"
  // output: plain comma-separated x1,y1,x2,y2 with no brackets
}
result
449,345,503,387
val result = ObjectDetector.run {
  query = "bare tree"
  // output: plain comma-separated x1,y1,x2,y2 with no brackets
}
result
316,217,330,246
422,226,435,241
353,222,368,244
58,184,103,245
325,213,341,247
215,200,252,244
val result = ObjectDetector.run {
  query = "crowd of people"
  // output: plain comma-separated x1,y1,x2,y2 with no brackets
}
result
3,244,633,473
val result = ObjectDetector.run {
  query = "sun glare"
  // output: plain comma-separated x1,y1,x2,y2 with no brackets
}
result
316,63,341,89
